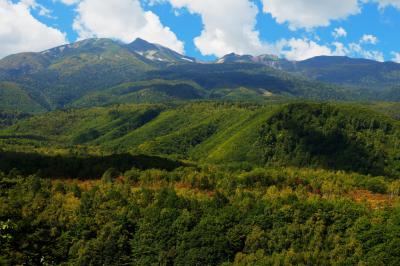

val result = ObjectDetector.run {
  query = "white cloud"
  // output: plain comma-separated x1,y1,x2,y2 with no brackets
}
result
330,34,384,62
276,38,332,61
162,0,274,57
261,0,361,30
72,0,184,53
58,0,80,5
348,42,384,61
361,34,378,44
152,1,350,60
21,0,54,18
369,0,400,9
332,27,347,38
391,52,400,63
276,39,385,62
0,0,67,58
332,42,349,56
149,0,391,63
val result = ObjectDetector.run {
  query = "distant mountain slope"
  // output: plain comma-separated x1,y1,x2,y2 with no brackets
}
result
0,38,157,109
0,38,203,111
295,56,400,90
0,82,46,113
0,38,154,78
1,37,400,113
1,102,399,177
217,53,293,69
0,38,357,112
217,53,400,91
70,79,208,107
146,63,354,101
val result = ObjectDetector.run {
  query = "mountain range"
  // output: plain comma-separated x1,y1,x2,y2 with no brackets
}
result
1,38,400,113
219,53,400,90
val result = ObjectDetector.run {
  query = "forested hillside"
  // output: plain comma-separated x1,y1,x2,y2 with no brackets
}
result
1,38,400,113
1,102,400,176
293,56,400,91
2,37,400,265
216,54,400,92
2,100,400,265
2,158,400,265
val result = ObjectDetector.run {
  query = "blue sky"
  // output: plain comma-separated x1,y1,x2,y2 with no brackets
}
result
1,0,400,62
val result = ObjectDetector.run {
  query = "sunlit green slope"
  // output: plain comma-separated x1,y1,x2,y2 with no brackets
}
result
1,101,400,177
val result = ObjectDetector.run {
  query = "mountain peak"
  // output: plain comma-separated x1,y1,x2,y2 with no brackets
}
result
216,52,296,70
217,53,253,63
129,38,158,52
299,55,382,67
39,38,119,58
133,37,146,42
226,52,240,56
127,38,196,64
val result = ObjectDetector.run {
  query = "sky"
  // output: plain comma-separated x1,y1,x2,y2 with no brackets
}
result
1,0,400,62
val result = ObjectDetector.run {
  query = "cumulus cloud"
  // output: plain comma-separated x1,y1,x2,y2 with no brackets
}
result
261,0,361,30
369,0,400,9
0,0,67,58
58,0,80,5
332,27,347,38
332,42,349,56
73,0,184,53
361,34,378,44
328,37,384,62
160,0,274,57
391,52,400,63
276,39,386,62
276,38,332,61
348,42,384,61
162,0,351,60
21,0,54,18
68,0,389,62
150,0,380,61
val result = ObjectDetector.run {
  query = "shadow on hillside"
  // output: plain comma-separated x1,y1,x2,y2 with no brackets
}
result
0,151,184,179
287,124,386,176
260,104,388,176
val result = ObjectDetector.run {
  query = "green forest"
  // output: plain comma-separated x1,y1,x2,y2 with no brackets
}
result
1,101,400,265
2,36,400,265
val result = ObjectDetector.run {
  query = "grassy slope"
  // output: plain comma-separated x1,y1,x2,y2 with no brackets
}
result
366,102,400,120
0,82,46,113
0,102,276,161
1,101,400,177
70,79,208,108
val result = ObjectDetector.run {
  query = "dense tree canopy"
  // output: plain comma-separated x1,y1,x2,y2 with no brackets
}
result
1,165,400,265
1,101,400,265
